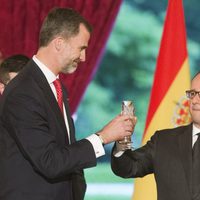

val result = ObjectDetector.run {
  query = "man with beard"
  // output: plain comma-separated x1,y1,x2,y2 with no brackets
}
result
0,8,135,200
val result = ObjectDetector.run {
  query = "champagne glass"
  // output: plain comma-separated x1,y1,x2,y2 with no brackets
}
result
118,100,135,150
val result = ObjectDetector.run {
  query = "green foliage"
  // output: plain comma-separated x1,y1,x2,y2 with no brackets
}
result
126,0,200,73
187,40,200,76
85,163,133,183
96,3,163,91
84,163,133,200
75,3,164,143
87,3,164,140
75,82,118,140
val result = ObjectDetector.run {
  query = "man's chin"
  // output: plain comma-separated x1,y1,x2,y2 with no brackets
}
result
61,66,77,74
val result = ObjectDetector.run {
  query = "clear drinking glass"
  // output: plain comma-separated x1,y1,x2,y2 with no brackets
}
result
118,100,135,150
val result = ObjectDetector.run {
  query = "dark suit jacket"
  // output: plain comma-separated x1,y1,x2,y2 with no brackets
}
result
111,124,195,200
0,60,97,200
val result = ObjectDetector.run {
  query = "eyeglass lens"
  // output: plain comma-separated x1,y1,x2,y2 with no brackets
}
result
186,90,200,99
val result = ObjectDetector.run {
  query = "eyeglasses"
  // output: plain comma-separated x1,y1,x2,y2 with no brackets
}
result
186,90,200,99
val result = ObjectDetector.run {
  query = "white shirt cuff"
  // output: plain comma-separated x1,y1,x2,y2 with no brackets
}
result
86,134,105,158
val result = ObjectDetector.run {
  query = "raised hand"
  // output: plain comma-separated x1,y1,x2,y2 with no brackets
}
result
97,114,137,144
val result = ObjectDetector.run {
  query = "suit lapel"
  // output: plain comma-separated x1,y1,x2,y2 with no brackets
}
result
62,88,76,143
177,124,193,195
28,61,69,142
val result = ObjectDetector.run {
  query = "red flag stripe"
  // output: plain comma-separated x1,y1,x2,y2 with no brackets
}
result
143,0,188,136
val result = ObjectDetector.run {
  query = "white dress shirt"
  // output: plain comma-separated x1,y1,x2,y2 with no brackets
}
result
192,124,200,147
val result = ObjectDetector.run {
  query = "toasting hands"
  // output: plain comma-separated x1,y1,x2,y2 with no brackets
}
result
96,114,137,145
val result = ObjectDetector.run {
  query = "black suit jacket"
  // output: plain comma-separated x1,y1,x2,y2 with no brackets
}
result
0,60,97,200
111,124,195,200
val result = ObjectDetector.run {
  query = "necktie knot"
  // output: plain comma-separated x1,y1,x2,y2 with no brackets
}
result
53,78,62,90
53,79,63,114
193,133,200,150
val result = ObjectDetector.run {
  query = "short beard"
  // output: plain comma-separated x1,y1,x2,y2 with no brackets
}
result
61,63,77,74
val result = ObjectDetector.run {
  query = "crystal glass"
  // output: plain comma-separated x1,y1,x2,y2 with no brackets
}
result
118,100,135,150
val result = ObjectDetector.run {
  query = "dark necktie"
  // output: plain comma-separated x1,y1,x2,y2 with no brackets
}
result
53,79,63,114
192,133,200,199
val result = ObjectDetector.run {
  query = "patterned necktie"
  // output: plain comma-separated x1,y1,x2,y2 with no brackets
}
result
192,133,200,199
53,79,63,114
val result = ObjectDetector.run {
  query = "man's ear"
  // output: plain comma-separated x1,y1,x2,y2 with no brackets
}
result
0,82,5,95
54,37,64,52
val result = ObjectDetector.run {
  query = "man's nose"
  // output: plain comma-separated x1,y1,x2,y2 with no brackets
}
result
80,50,86,62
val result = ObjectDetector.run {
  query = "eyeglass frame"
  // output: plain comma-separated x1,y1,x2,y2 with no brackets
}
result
186,90,200,99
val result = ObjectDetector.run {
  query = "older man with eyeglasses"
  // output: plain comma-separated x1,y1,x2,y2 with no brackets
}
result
111,72,200,200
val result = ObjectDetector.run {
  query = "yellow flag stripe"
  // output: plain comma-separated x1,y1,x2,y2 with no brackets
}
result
143,58,190,144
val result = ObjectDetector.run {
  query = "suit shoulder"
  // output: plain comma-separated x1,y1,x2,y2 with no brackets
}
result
4,61,44,97
155,124,191,137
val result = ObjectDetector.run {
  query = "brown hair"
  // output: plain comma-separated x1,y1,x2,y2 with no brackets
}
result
39,7,92,47
0,54,29,84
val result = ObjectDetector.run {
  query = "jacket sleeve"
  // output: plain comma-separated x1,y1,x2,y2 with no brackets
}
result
72,170,87,200
111,132,158,178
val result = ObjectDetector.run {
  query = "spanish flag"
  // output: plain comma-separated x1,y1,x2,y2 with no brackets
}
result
132,0,191,199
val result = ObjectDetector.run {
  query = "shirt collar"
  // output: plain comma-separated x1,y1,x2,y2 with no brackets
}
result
32,55,58,84
193,124,200,137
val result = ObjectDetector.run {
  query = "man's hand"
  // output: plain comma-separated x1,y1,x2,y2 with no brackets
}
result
97,114,137,144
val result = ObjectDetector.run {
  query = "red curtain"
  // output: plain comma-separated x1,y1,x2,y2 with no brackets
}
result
0,0,122,113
